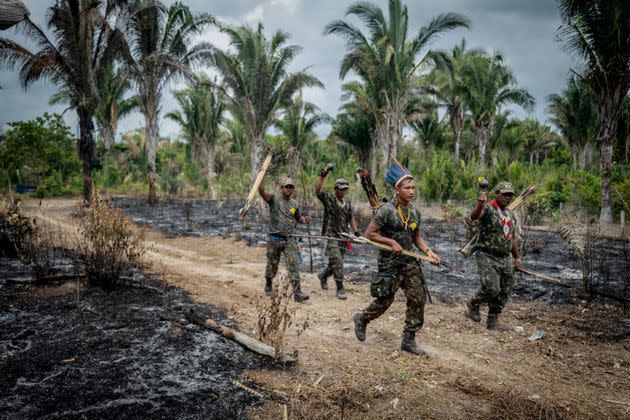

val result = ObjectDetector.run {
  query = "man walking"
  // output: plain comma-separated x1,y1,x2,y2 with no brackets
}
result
466,181,522,330
315,164,359,300
259,177,310,302
352,161,440,356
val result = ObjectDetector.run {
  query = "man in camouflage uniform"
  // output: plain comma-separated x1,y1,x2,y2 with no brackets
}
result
466,181,522,330
352,174,440,356
259,177,311,302
315,164,360,300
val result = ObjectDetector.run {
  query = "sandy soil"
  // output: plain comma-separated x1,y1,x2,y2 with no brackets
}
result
23,198,630,419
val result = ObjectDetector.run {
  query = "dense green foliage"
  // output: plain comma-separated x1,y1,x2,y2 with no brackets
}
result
0,114,81,196
1,0,627,224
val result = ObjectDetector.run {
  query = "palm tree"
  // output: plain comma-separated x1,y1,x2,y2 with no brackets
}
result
166,75,225,196
0,0,128,202
0,1,29,31
547,77,598,170
330,109,373,169
122,0,215,203
49,63,138,150
457,52,534,166
556,0,630,222
428,39,482,159
410,110,445,160
276,93,330,172
324,0,469,173
210,23,323,183
521,119,557,164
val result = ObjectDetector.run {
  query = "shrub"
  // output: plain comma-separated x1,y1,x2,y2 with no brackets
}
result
75,192,147,290
0,199,35,258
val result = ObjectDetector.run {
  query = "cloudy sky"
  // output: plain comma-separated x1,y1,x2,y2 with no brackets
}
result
0,0,575,138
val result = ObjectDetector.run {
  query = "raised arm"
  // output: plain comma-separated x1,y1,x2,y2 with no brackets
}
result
470,190,487,220
315,163,332,199
258,178,272,202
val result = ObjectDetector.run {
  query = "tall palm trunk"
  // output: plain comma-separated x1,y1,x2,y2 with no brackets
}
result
144,108,159,205
249,133,264,184
206,143,216,199
77,106,95,203
473,122,492,167
451,107,464,159
99,123,115,150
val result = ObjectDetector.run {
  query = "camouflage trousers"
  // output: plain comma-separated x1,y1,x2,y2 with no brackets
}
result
265,237,302,292
471,251,514,314
361,263,426,333
319,240,347,281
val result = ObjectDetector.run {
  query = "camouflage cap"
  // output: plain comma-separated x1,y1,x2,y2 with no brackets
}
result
280,177,295,187
334,178,350,189
495,181,515,194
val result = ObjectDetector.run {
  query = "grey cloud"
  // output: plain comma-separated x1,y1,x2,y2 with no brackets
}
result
1,0,574,138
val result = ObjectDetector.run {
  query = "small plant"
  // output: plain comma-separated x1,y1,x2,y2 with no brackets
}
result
75,191,147,290
256,275,297,361
559,212,597,294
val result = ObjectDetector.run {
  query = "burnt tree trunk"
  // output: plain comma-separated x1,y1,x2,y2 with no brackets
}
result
77,107,95,204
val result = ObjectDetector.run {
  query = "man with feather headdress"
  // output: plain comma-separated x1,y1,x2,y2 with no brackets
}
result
352,160,440,356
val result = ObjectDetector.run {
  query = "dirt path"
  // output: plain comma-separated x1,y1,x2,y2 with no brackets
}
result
24,198,630,419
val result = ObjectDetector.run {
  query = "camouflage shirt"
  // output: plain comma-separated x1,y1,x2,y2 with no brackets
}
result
372,201,422,273
318,191,353,237
266,193,301,236
477,201,515,257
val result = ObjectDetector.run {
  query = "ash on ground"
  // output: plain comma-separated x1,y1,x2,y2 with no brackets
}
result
0,257,275,419
113,197,629,306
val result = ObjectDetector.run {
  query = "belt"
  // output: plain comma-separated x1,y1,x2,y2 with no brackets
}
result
479,248,510,258
269,233,289,241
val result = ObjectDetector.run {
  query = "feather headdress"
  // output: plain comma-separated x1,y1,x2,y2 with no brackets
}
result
385,158,413,188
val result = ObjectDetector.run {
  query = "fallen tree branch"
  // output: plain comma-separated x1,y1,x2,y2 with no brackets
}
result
185,309,296,363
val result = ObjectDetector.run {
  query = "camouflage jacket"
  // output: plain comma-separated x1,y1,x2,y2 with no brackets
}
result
318,191,353,237
372,201,422,274
266,193,301,236
477,201,515,257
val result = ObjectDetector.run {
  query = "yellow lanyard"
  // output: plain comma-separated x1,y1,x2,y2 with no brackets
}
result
397,205,410,229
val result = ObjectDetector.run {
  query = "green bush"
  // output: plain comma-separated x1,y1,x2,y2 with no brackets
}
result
0,113,81,194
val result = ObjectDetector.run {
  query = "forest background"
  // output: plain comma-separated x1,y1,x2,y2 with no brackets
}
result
0,0,628,225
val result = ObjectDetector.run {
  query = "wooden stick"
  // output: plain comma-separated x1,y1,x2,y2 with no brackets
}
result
186,309,296,363
239,154,272,221
517,267,570,287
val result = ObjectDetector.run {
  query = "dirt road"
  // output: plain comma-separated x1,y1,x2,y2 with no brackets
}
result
25,198,630,419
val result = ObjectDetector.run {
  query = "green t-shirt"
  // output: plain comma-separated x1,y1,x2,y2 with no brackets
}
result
318,191,353,237
477,202,515,256
371,201,422,272
266,193,301,236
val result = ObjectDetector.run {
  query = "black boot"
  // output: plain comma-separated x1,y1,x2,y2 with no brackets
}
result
293,289,310,302
466,299,481,322
486,313,509,331
335,280,347,300
264,278,272,296
352,313,366,341
400,331,427,356
318,272,328,290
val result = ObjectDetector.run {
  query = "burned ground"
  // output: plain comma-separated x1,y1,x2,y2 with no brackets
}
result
3,197,629,419
0,257,276,419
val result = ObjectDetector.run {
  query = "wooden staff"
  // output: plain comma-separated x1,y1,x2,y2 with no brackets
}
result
239,154,272,221
300,177,314,273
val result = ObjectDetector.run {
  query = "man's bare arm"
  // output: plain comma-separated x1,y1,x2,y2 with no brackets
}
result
258,179,272,202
